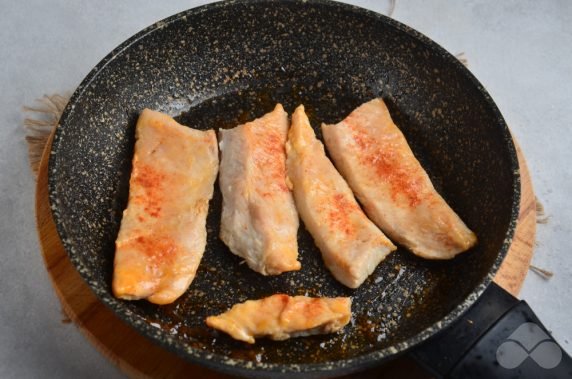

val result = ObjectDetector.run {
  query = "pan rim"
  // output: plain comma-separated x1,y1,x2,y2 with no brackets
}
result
47,0,521,376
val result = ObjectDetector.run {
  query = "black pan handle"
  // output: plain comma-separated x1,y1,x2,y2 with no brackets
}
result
410,282,571,379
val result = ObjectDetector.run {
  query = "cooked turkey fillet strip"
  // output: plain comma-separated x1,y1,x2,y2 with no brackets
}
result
218,104,300,275
321,98,477,259
286,105,396,288
113,109,219,304
206,294,351,343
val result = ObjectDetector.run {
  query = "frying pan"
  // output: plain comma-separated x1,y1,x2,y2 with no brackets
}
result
47,1,570,378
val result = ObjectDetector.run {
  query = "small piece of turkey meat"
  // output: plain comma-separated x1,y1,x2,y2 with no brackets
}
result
206,294,351,343
219,104,300,275
321,98,477,259
112,109,219,304
286,105,396,288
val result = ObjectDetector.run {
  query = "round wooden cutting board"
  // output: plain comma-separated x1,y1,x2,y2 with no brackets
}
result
35,133,536,379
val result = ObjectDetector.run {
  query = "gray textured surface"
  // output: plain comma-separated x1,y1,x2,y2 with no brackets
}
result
0,0,569,378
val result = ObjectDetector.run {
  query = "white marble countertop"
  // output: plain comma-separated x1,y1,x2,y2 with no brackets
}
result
0,1,570,377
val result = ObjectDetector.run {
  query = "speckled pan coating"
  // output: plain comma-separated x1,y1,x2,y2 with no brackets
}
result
48,0,520,377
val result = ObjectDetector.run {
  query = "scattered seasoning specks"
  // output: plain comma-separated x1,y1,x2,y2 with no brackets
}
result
47,0,519,377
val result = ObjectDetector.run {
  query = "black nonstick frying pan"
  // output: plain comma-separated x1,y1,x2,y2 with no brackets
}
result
47,1,570,378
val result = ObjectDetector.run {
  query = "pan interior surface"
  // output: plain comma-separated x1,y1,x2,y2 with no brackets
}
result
48,0,519,374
